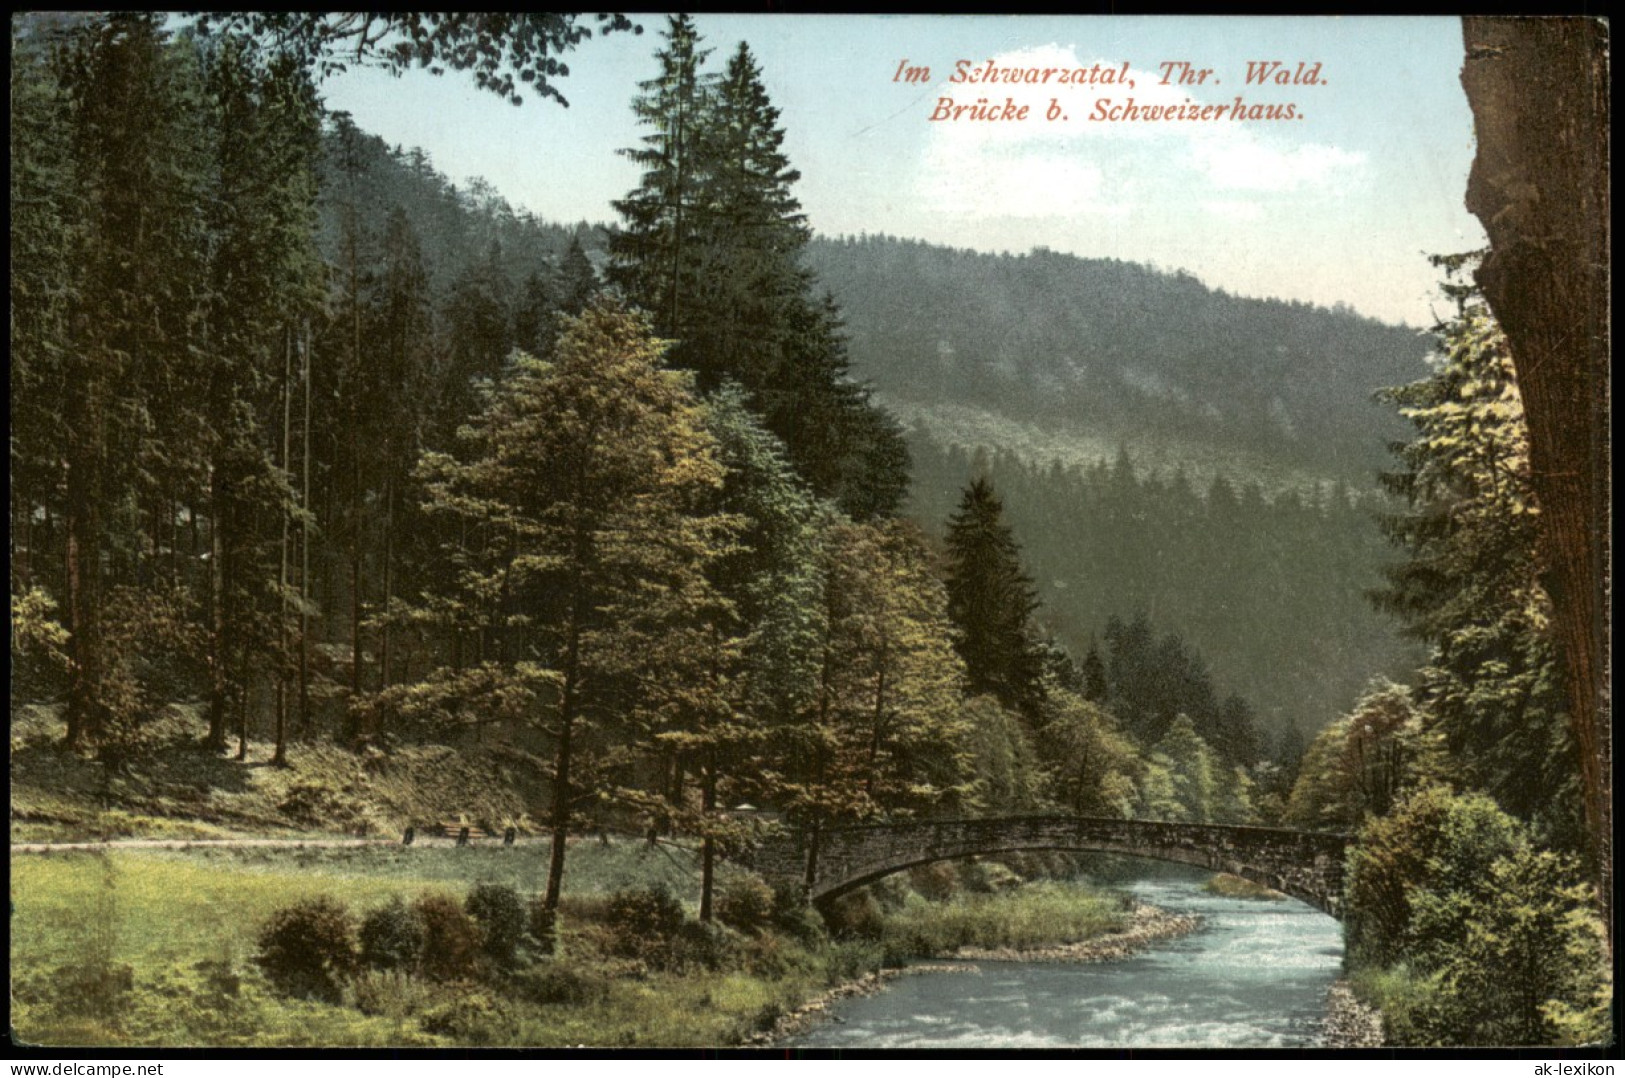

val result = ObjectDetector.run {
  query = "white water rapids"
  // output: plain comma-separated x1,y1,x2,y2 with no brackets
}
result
788,867,1345,1049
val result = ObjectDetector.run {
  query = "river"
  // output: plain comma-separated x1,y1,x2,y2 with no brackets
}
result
787,866,1346,1049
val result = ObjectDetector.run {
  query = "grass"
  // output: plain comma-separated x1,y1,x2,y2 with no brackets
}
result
1201,873,1287,901
10,843,1131,1048
8,842,829,1047
875,880,1128,962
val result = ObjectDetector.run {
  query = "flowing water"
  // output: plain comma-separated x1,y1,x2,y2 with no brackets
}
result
788,867,1345,1049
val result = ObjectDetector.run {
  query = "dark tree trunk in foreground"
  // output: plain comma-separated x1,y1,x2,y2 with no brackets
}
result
1460,16,1610,950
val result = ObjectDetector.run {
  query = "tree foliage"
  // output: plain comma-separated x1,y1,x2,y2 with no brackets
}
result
1345,787,1608,1045
186,13,640,106
944,478,1045,720
1373,260,1580,848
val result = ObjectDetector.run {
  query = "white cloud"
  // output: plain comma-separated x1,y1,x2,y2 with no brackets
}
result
919,151,1113,218
1190,139,1366,193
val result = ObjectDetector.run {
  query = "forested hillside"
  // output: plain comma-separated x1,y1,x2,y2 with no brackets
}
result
910,439,1414,741
807,235,1432,480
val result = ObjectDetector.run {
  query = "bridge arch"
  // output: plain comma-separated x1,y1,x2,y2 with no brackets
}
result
741,816,1349,919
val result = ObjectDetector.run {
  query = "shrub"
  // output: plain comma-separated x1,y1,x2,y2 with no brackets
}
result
352,969,438,1019
742,932,793,979
413,893,482,982
822,941,882,986
1345,787,1611,1046
418,984,519,1045
507,962,611,1007
822,890,885,941
254,896,358,1003
769,882,826,944
1345,786,1520,967
360,896,426,973
605,884,684,956
465,882,528,967
278,780,364,831
668,918,734,973
528,896,562,954
715,872,775,934
960,860,1021,894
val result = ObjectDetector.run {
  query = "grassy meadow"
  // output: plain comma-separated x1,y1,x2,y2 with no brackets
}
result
10,840,1129,1048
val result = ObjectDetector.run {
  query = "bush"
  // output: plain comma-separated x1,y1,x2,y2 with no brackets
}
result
822,890,885,942
769,882,826,944
528,896,561,954
413,893,482,982
277,780,364,831
508,962,611,1007
668,918,734,973
822,941,882,986
1346,786,1520,967
418,984,519,1045
605,884,684,957
351,969,438,1019
1345,787,1611,1046
465,882,528,967
715,872,775,934
254,896,358,1003
360,896,426,973
742,932,793,979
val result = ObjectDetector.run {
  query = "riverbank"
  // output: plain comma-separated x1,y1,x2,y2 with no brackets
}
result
1321,980,1385,1048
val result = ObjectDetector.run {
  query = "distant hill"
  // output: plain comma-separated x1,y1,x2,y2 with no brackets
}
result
801,234,1429,738
805,235,1431,483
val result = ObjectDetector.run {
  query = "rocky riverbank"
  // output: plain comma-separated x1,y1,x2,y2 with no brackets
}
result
736,964,980,1046
1321,980,1385,1048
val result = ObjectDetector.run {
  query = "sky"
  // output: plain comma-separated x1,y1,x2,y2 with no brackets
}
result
319,15,1488,328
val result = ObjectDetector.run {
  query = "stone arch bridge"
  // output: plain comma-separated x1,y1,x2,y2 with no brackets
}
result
739,816,1350,919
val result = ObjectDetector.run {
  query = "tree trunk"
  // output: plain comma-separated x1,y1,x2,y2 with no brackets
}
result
542,567,587,931
207,464,229,753
300,322,312,741
64,390,105,751
274,327,292,768
1459,16,1610,950
699,749,717,923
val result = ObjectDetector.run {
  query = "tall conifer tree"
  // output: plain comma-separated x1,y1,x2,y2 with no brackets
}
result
944,478,1044,720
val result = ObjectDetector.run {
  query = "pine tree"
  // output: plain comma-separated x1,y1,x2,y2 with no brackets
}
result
683,41,809,391
608,14,713,346
46,16,217,751
609,24,911,519
551,235,599,318
943,478,1044,720
201,35,324,756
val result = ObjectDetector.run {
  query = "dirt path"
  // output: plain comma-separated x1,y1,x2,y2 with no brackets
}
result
9,834,549,854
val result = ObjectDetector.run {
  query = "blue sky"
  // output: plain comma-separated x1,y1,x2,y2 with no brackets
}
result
320,15,1487,328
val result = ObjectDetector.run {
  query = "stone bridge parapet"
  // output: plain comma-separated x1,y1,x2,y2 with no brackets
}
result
739,816,1350,918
